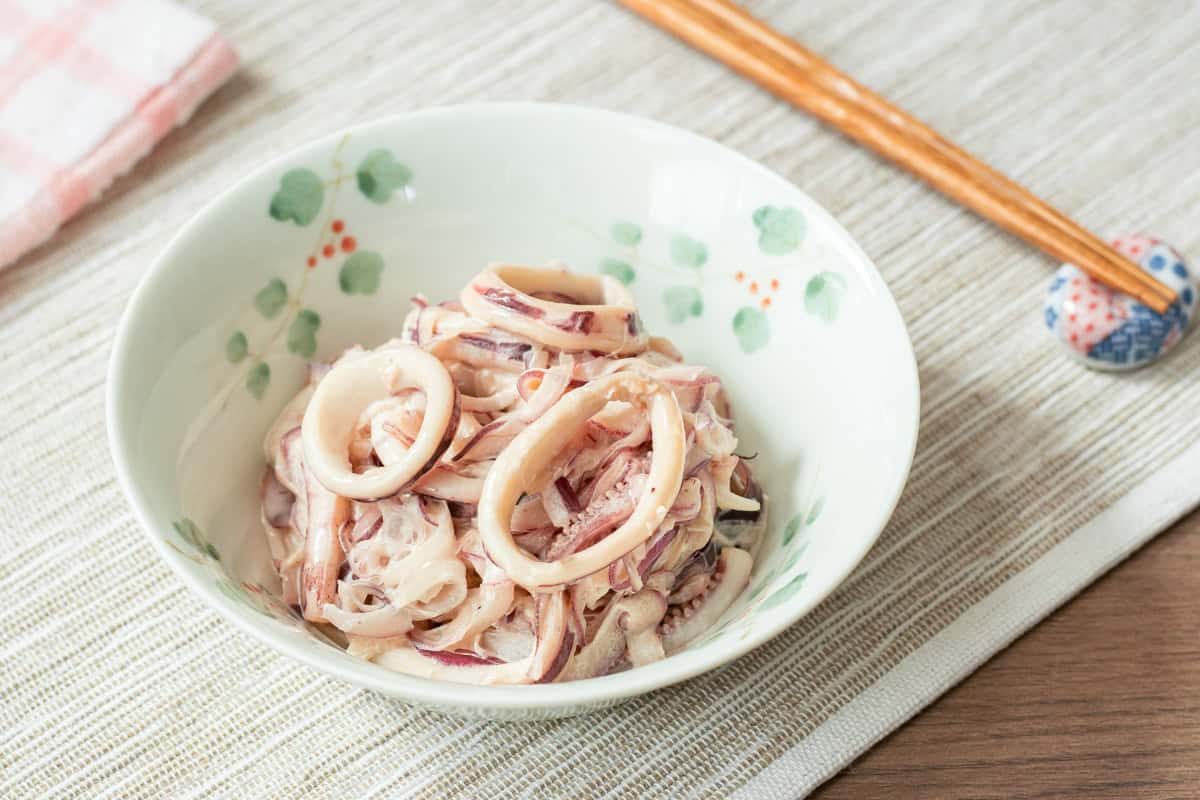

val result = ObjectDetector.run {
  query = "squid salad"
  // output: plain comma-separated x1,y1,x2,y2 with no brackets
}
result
260,265,765,684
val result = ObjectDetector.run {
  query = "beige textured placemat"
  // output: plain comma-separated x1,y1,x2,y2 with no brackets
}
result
3,2,1200,797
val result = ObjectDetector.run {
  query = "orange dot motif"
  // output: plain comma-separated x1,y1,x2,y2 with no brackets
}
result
733,271,782,309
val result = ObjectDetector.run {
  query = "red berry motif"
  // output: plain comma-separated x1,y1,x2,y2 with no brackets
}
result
303,219,368,269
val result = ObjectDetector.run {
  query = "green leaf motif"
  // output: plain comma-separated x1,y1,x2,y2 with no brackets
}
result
670,234,708,268
173,518,202,549
356,149,412,203
339,250,384,295
287,309,321,358
747,574,773,602
254,278,288,319
599,258,636,285
780,543,808,575
609,220,642,246
752,206,806,255
761,573,808,611
246,361,271,399
663,286,703,323
732,306,769,353
225,331,248,363
804,272,847,323
173,519,220,562
806,495,825,525
782,515,802,546
268,168,324,226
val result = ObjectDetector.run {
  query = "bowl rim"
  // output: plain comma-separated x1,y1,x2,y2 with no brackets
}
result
106,101,920,712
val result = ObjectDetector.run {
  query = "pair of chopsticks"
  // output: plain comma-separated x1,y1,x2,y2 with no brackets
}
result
619,0,1177,314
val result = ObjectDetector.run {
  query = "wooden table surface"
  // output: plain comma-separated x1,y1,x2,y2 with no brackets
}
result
812,508,1200,799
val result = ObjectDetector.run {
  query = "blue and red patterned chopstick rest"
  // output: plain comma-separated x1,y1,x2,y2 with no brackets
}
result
1044,234,1196,370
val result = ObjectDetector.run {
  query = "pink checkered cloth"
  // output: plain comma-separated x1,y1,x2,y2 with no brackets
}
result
0,0,237,269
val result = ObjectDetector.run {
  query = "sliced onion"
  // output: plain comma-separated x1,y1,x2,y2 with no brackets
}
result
323,602,412,638
369,591,570,684
516,359,575,421
452,417,521,462
460,387,518,413
461,265,648,355
374,645,533,685
411,461,489,504
430,331,533,372
408,581,515,651
530,590,572,683
415,648,503,666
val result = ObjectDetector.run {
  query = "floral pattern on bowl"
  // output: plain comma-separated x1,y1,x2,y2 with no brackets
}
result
224,136,412,399
585,206,848,356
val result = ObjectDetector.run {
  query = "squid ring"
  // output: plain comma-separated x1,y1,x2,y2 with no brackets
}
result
302,346,458,500
477,372,685,590
461,265,649,355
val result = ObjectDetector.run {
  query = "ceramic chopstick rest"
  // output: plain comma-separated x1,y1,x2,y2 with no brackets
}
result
1044,234,1195,370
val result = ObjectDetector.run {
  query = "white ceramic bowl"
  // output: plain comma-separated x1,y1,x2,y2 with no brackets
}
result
107,104,919,719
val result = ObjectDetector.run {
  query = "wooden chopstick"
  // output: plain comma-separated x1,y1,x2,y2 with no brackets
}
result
687,0,1178,309
619,0,1177,313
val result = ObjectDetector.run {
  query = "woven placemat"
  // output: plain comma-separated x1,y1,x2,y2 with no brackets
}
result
3,1,1199,797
